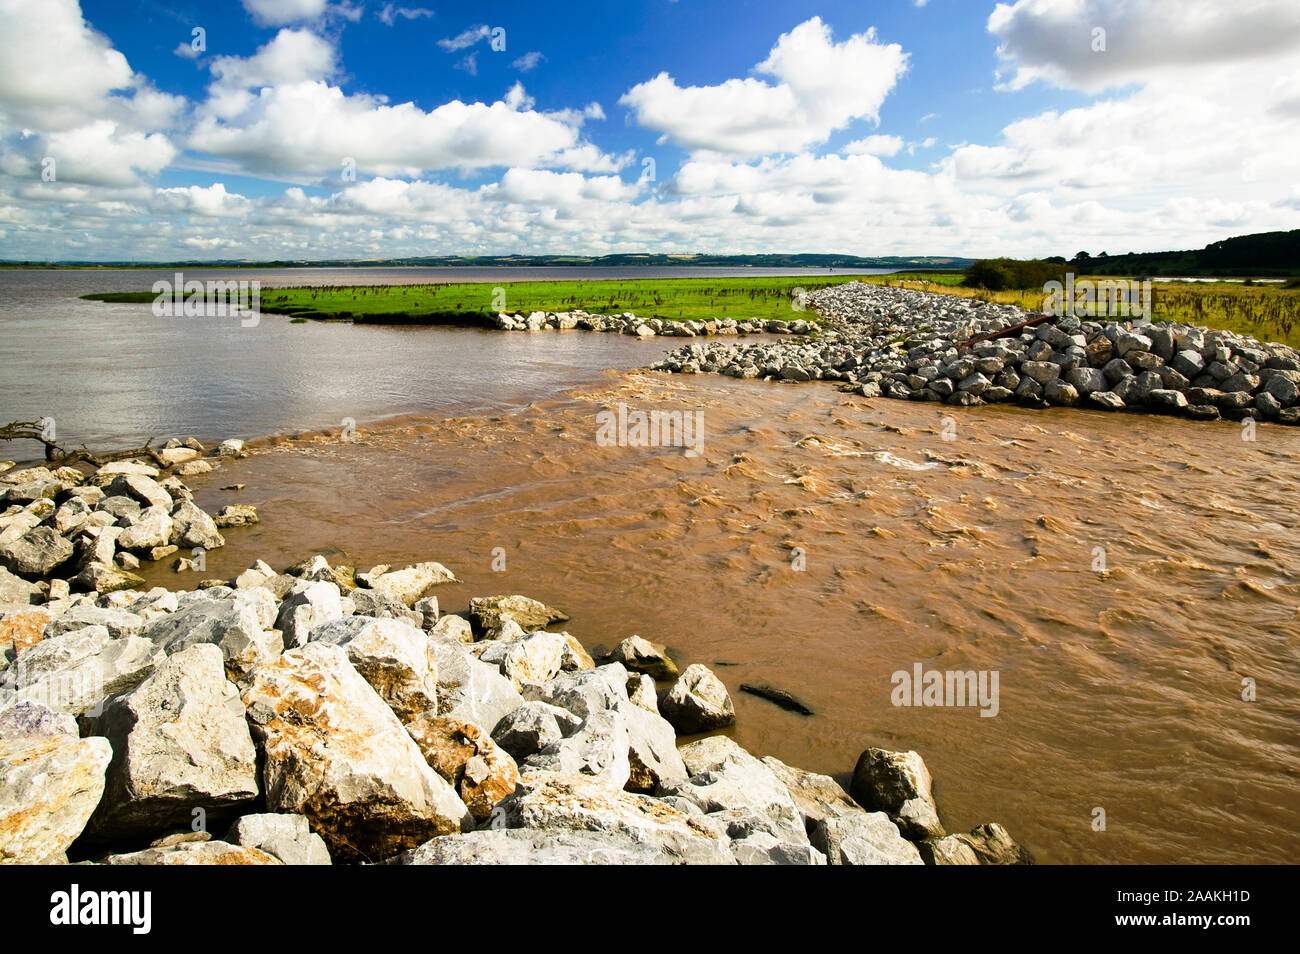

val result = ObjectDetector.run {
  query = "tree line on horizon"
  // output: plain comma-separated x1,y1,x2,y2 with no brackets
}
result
964,229,1299,290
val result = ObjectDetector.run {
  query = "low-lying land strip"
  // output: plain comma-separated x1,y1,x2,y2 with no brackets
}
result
86,270,1300,347
85,275,877,325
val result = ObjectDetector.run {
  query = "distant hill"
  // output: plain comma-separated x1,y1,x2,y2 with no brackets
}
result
0,252,974,270
1072,229,1299,277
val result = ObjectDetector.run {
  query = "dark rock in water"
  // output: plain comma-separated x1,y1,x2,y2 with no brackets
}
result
850,747,944,840
602,635,678,680
740,683,814,716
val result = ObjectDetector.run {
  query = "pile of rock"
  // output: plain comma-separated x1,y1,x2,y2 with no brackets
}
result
651,281,1300,423
0,449,258,601
0,551,1029,865
494,309,812,338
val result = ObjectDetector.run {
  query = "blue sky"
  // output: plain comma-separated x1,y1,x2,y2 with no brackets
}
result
0,0,1296,260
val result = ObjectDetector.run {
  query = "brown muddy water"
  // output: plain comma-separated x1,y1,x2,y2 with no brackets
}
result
138,370,1300,865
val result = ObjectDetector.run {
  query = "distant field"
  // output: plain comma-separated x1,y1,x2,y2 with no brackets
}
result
862,272,1300,348
85,275,881,324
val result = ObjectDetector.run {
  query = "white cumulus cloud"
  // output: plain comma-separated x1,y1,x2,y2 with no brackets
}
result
619,16,908,158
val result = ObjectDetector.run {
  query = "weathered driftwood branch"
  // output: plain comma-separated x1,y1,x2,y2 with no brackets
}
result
0,420,167,469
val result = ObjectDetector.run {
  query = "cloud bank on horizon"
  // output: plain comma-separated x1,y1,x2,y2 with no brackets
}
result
0,0,1295,261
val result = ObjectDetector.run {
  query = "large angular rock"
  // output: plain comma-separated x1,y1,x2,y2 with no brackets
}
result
0,527,74,577
275,579,345,648
105,473,172,511
45,605,144,640
490,700,580,761
1,478,66,507
0,730,111,863
6,626,161,716
916,833,980,865
91,461,159,483
85,644,258,840
729,831,827,865
762,755,922,865
627,673,660,713
348,587,420,625
625,705,688,794
403,715,519,821
669,735,807,849
429,634,524,730
310,616,436,722
396,828,668,865
213,505,259,528
117,506,174,551
126,588,179,622
52,497,91,536
1,502,52,547
96,494,141,525
287,554,355,592
479,630,572,689
0,701,78,740
243,642,471,861
73,562,146,595
469,594,569,637
226,813,331,865
363,562,457,606
850,747,944,840
0,566,39,605
234,560,276,591
429,613,474,643
169,501,225,550
522,709,631,788
158,447,201,466
143,590,281,680
659,664,735,734
496,771,734,865
522,663,629,720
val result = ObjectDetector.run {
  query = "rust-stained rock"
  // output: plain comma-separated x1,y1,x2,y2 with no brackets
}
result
0,732,111,864
0,606,53,656
100,840,280,865
242,642,470,862
310,615,436,722
404,715,519,821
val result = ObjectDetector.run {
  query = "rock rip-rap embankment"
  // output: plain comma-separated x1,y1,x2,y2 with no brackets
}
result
652,282,1300,424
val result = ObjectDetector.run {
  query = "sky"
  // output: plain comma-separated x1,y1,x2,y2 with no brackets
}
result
0,0,1296,262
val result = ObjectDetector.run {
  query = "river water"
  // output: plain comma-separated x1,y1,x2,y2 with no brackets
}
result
4,268,1298,864
2,266,876,450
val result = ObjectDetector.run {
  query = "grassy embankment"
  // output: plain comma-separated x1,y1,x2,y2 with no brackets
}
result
84,275,880,326
863,272,1300,348
84,271,1300,347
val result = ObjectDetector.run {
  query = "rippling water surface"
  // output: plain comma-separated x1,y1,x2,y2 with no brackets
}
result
126,374,1299,865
